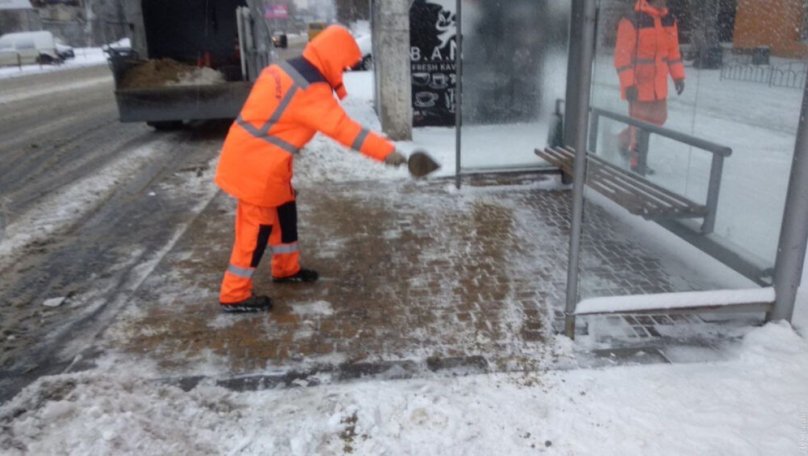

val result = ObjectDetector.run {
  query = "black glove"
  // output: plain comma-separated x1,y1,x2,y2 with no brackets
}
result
674,79,685,95
625,85,638,102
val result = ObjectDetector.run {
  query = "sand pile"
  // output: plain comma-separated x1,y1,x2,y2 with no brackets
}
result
120,59,225,89
168,67,225,86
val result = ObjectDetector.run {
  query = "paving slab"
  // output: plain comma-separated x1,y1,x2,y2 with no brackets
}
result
95,173,758,383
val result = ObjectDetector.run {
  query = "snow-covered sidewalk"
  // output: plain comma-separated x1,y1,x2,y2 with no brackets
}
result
1,323,806,455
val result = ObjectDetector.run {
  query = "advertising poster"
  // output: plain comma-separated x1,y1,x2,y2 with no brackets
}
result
409,0,457,127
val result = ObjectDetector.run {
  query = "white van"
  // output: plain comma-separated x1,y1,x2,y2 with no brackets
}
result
0,31,62,67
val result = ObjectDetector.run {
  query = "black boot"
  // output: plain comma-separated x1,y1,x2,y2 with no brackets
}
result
272,268,319,283
220,295,273,313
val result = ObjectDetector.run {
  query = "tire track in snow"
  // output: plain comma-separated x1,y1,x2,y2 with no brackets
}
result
0,138,173,271
0,124,228,402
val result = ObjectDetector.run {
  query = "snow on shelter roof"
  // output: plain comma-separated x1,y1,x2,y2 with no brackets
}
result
0,0,33,11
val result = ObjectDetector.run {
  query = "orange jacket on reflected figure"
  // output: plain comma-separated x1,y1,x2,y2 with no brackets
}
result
614,0,685,102
215,25,395,208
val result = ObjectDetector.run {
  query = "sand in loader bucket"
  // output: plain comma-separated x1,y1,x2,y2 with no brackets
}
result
120,58,225,89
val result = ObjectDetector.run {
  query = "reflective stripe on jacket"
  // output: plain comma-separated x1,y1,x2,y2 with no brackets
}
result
215,26,395,208
614,0,685,101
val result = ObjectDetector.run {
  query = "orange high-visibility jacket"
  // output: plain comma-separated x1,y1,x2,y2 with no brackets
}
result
614,0,685,101
215,26,395,207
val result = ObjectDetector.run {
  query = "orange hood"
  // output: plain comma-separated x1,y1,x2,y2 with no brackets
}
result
635,0,668,17
302,25,361,100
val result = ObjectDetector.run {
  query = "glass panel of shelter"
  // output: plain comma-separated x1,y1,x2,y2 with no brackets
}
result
458,0,571,172
578,0,797,302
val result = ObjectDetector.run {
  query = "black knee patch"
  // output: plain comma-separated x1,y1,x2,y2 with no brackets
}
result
250,224,272,267
277,201,298,244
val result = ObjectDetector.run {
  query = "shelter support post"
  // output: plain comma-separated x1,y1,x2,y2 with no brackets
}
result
454,0,463,189
770,68,808,322
564,0,598,339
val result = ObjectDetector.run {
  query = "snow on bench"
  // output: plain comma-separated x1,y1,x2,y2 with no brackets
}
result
574,287,775,315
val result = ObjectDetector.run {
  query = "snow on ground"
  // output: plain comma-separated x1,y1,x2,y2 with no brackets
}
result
0,46,108,80
0,141,172,271
0,46,112,105
1,323,806,455
2,56,808,456
0,74,111,105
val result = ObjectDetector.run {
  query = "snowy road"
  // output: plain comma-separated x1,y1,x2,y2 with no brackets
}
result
0,64,226,402
0,65,132,229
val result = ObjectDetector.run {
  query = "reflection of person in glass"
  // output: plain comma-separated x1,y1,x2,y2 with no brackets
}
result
614,0,685,173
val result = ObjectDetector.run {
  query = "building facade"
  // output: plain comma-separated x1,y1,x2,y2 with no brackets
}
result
0,0,41,34
733,0,808,57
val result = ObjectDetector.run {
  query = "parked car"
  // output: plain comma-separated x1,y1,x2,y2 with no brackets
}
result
0,31,62,66
271,32,288,49
55,38,75,60
101,37,133,58
351,34,372,71
351,35,373,71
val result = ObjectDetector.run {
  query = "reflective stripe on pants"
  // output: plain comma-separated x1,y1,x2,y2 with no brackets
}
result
219,199,301,303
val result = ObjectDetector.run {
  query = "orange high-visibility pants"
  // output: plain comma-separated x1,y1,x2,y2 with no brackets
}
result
219,199,301,304
618,99,668,164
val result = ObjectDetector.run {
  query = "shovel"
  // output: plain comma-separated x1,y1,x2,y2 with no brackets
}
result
407,150,441,178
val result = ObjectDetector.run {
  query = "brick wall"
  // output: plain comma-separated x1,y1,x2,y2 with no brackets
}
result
733,0,808,57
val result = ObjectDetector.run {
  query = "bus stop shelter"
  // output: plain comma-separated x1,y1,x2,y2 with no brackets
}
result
427,0,808,338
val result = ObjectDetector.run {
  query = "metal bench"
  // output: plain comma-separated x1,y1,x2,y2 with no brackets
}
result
542,105,733,235
538,105,777,287
536,145,708,221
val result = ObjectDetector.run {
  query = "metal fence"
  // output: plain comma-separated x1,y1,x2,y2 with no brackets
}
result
720,61,808,89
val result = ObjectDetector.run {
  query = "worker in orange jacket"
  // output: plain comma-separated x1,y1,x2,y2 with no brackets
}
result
614,0,685,173
215,25,407,313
